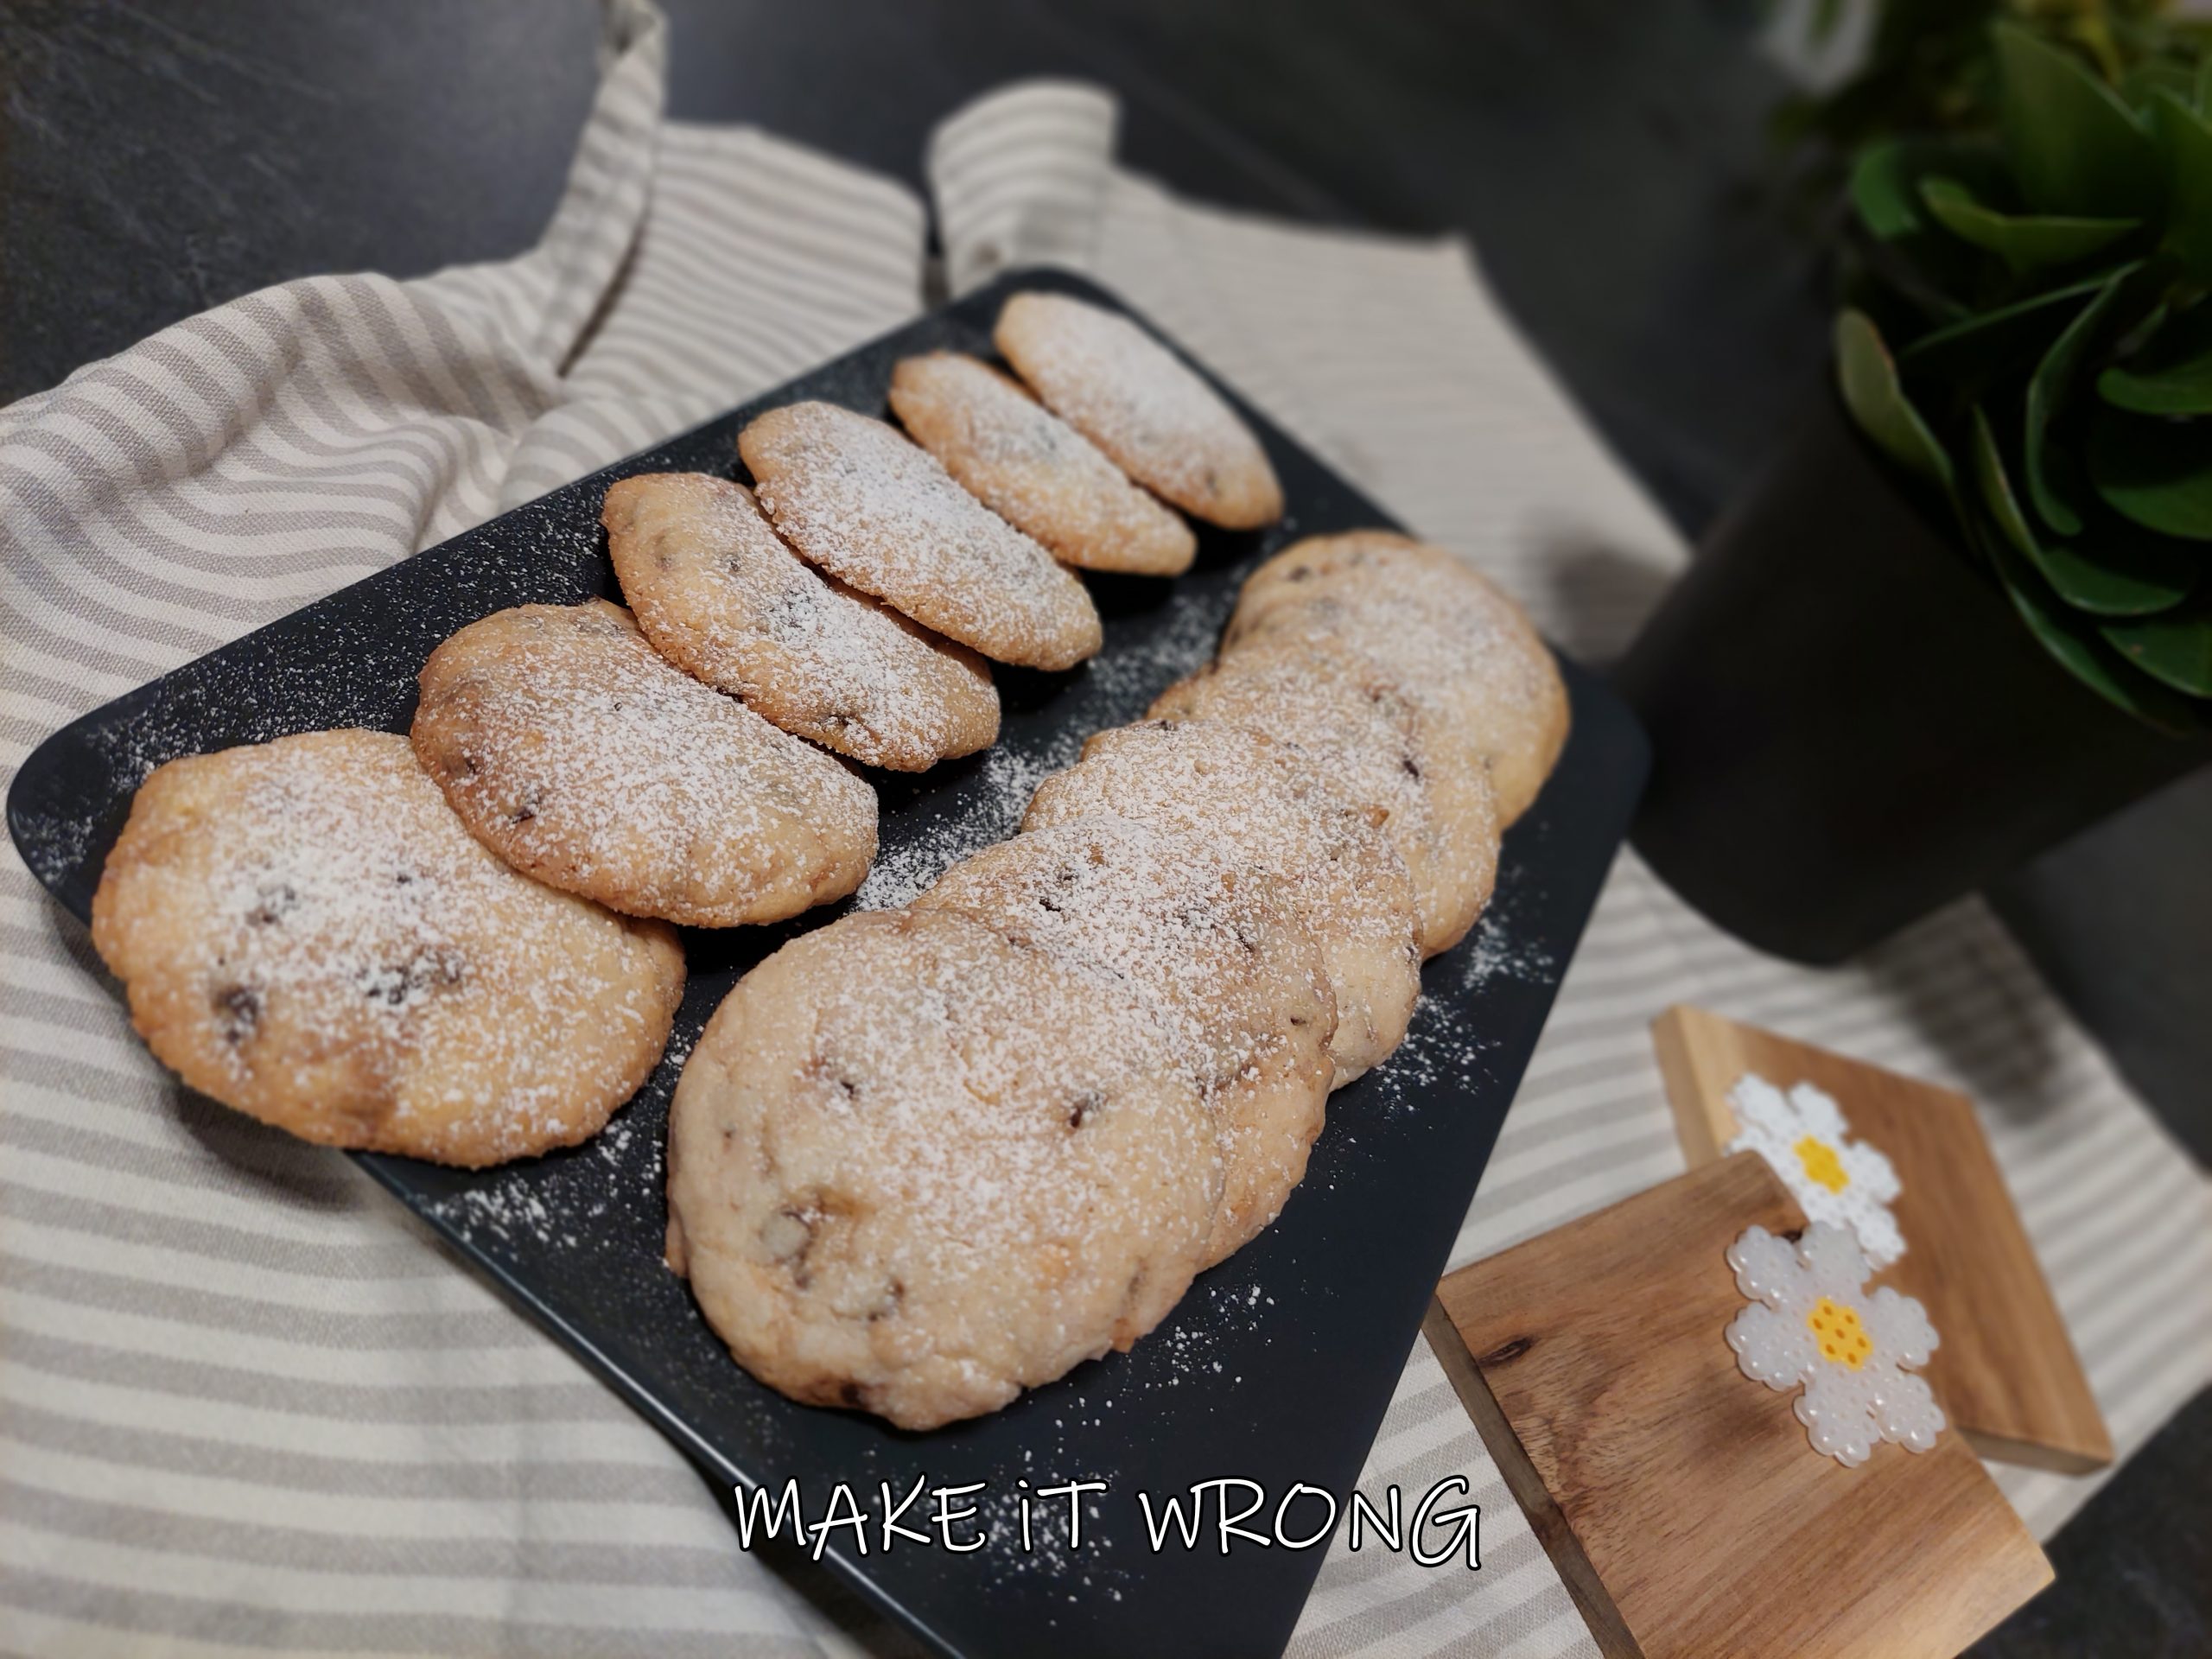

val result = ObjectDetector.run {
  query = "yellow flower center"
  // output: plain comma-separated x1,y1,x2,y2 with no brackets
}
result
1807,1296,1872,1370
1795,1135,1849,1194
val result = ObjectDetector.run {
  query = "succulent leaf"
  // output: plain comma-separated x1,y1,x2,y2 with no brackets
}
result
2037,524,2198,617
2123,59,2198,114
1918,175,2139,273
2024,263,2146,535
1835,309,1957,503
2147,90,2212,280
1900,272,2118,384
1996,24,2162,219
2099,303,2212,414
2102,601,2212,695
1972,405,2197,616
2088,400,2212,539
1853,139,1929,240
1984,518,2207,733
1852,137,2009,240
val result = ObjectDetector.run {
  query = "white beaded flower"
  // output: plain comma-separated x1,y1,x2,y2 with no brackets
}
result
1726,1072,1904,1268
1726,1222,1945,1467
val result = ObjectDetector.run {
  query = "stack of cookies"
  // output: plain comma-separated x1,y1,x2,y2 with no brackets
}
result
667,520,1569,1427
86,288,1567,1434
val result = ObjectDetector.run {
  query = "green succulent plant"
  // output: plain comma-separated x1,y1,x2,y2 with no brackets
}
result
1778,0,2207,157
1838,22,2212,730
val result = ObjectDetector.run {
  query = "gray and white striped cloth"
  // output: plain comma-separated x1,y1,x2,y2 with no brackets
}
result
3,4,2206,1654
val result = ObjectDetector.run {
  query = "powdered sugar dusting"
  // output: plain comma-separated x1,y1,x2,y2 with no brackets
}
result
415,601,877,927
1227,532,1566,819
604,472,998,771
91,729,681,1166
1149,638,1497,955
1078,578,1224,710
888,351,1195,577
1360,993,1501,1119
852,739,1078,911
912,814,1334,1260
669,909,1222,1429
1023,719,1420,1081
995,292,1281,529
1457,904,1555,995
917,816,1294,1081
741,402,1102,671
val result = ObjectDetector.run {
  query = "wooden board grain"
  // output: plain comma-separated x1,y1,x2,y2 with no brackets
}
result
1652,1004,2112,1473
1430,1157,2053,1659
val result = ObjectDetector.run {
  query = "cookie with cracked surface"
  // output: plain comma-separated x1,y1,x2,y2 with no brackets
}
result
664,906,1219,1430
994,290,1282,530
601,473,998,772
887,351,1196,576
911,814,1334,1262
1225,531,1567,823
1024,718,1420,1084
412,600,877,927
1149,637,1500,957
90,728,683,1167
739,401,1102,671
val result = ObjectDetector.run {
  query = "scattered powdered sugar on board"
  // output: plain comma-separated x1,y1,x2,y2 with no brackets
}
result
1133,1276,1277,1393
1457,903,1557,995
971,1478,1128,1598
854,740,1078,910
1080,580,1224,710
422,1116,663,1253
427,1178,597,1252
1356,992,1502,1120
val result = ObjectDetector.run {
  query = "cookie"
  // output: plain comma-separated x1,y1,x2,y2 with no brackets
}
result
739,401,1103,671
665,907,1219,1429
1225,531,1568,823
1024,719,1421,1084
910,815,1334,1262
993,291,1283,530
412,601,877,928
887,352,1197,577
90,729,683,1167
1150,639,1500,957
602,473,999,772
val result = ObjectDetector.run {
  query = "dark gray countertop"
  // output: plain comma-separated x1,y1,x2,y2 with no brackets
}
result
3,1,2204,1651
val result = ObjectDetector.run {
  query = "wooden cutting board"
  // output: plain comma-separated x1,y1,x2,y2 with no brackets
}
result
1651,1003,2111,1472
1427,1156,2053,1659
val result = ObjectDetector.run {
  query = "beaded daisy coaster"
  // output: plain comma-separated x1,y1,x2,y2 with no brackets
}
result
1726,1220,1943,1466
1651,1004,2112,1473
1427,1157,2051,1659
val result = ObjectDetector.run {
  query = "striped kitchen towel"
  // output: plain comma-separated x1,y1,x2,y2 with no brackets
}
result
3,5,2207,1656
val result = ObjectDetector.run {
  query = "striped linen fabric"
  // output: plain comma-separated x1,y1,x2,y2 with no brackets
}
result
1,2,2204,1650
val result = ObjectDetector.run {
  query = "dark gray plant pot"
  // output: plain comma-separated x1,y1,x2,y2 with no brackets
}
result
1612,385,2212,964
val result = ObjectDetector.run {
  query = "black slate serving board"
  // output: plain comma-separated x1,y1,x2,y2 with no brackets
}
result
6,269,1648,1659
